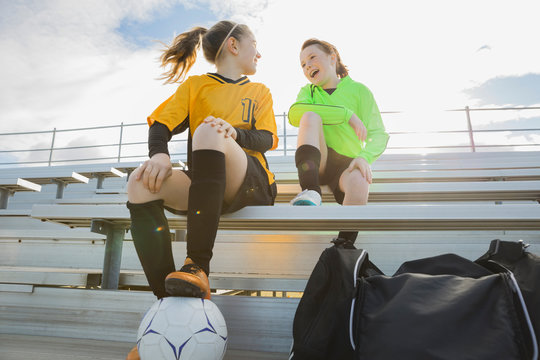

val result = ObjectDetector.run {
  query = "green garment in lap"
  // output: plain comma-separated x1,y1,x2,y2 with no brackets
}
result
288,76,389,164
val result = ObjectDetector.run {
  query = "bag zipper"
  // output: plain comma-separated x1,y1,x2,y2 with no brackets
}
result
349,250,367,351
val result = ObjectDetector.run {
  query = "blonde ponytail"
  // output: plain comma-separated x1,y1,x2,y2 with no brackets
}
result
159,21,250,84
159,27,207,84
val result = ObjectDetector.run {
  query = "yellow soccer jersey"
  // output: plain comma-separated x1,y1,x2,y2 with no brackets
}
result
148,73,279,185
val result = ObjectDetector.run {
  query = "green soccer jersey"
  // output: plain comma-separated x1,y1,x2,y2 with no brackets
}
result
288,76,389,164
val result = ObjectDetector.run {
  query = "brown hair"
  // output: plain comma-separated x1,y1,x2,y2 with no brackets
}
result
159,20,250,84
301,38,349,78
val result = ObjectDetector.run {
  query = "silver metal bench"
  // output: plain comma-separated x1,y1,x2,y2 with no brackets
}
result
1,169,89,198
30,203,540,290
0,178,41,209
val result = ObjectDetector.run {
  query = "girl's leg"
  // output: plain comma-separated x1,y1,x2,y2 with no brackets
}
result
166,122,248,298
126,168,191,299
336,168,370,243
338,168,370,205
293,112,328,205
185,121,248,272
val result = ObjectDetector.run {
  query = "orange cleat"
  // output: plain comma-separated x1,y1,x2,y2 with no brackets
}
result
165,258,211,299
126,345,140,360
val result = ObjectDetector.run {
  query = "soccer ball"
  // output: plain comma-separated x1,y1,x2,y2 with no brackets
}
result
137,297,228,360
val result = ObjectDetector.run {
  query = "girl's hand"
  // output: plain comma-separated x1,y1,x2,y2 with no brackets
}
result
346,157,372,184
137,153,173,194
349,113,367,142
203,116,237,140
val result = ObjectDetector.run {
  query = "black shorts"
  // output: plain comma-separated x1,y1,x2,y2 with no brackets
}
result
319,147,355,205
165,154,276,215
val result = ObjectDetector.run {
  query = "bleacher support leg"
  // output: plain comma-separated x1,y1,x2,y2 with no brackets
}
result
96,175,105,189
91,220,126,289
53,180,66,199
0,188,9,209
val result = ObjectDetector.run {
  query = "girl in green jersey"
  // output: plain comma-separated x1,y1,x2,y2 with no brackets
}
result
288,38,389,243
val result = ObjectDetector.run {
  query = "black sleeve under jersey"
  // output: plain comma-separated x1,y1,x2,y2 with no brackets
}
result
234,128,274,153
148,122,172,158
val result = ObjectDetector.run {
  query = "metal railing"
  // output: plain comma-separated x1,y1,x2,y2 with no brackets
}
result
0,106,539,167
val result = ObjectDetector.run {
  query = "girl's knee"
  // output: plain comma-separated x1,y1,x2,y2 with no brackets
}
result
193,122,221,141
126,167,154,202
345,169,369,187
299,111,322,126
127,172,143,201
341,169,369,204
192,122,227,150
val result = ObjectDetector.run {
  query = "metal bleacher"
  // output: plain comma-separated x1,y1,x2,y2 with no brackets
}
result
1,151,540,359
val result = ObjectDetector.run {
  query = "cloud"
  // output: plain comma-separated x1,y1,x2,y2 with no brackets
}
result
464,74,540,106
476,45,492,52
0,0,272,134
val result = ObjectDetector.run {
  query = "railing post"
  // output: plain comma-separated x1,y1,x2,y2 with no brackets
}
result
48,128,56,166
465,106,476,152
117,122,124,162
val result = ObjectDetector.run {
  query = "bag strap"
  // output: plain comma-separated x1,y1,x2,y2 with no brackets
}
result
485,239,529,262
331,237,356,249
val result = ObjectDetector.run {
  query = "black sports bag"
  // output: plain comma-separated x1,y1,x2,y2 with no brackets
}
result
475,239,540,351
289,238,383,360
290,239,539,360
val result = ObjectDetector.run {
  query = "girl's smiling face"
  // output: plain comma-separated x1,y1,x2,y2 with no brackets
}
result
300,44,337,88
236,32,261,75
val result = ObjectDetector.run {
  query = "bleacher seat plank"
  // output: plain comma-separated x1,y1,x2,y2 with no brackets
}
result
267,151,540,165
0,228,105,241
0,265,307,291
59,179,540,204
1,168,88,190
0,283,34,293
0,178,41,193
0,266,100,287
270,159,540,173
277,180,540,202
121,272,308,292
0,209,32,216
276,168,540,184
0,287,297,353
31,203,540,231
4,232,538,287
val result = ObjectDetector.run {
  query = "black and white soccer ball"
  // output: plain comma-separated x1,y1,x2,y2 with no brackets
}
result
137,297,228,360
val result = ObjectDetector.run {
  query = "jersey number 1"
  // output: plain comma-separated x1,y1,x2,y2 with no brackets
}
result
241,98,254,123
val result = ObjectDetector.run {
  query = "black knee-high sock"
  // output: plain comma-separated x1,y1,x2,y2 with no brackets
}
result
127,199,175,299
186,150,226,276
295,144,321,195
337,231,358,244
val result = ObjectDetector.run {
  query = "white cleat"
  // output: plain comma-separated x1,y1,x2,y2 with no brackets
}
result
290,189,322,206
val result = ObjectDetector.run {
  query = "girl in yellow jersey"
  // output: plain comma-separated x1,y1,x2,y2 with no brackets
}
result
126,21,278,302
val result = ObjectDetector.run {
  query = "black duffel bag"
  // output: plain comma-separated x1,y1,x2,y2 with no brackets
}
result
290,239,538,360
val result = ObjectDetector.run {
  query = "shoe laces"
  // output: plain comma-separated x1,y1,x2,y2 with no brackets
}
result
179,263,203,275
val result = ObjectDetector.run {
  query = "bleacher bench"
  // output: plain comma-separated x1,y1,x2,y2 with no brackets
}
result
0,178,41,209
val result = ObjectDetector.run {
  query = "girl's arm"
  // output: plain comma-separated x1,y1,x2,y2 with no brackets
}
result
356,88,389,164
140,79,191,193
248,85,279,151
234,128,274,152
288,85,354,127
148,122,172,158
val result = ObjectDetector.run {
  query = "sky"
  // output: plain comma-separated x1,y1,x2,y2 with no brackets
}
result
1,0,539,164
